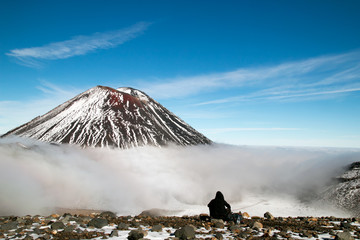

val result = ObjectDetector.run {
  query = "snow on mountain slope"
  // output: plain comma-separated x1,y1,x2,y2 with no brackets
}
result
322,162,360,216
2,86,211,148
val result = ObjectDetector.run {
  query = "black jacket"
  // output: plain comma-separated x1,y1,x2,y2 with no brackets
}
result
207,191,231,220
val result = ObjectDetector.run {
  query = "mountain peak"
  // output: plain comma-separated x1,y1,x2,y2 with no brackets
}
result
2,86,211,148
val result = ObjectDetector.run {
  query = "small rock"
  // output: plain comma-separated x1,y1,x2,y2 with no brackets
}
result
33,227,43,235
151,224,163,232
263,228,272,238
131,221,140,228
23,235,32,240
128,229,148,240
43,233,51,240
1,221,18,231
335,231,354,240
229,225,241,234
117,222,130,230
88,218,108,228
242,212,250,218
77,216,92,224
51,221,65,230
50,214,60,219
64,225,76,232
174,225,196,239
100,211,117,218
237,231,248,239
211,219,224,228
110,230,119,237
251,221,263,230
341,221,352,229
215,232,223,239
264,212,274,220
300,230,312,238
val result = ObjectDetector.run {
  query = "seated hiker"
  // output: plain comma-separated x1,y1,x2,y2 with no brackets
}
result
207,191,232,221
207,191,243,223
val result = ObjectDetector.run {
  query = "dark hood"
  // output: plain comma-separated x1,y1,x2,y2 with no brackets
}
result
215,191,224,201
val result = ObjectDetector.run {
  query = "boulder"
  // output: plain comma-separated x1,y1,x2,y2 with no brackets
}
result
88,218,108,228
64,225,76,232
211,219,224,228
117,222,130,230
151,224,163,232
335,231,354,240
51,221,65,230
128,229,148,240
174,225,196,239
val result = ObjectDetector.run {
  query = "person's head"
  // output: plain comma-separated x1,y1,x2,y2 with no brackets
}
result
215,191,224,200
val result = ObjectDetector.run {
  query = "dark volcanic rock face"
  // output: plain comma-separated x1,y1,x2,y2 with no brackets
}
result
322,161,360,217
2,86,211,148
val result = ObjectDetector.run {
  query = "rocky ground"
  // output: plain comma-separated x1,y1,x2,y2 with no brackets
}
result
1,211,359,240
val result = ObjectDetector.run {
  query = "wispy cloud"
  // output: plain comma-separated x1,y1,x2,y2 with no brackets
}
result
6,22,151,67
202,128,302,134
142,50,360,103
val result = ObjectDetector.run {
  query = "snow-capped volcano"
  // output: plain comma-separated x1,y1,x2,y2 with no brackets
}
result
2,86,211,148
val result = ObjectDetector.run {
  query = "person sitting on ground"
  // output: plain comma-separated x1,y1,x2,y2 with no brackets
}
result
207,191,232,221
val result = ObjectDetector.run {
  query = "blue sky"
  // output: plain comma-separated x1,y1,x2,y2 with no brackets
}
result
1,0,360,148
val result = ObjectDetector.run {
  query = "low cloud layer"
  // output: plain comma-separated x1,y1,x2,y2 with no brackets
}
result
1,137,359,216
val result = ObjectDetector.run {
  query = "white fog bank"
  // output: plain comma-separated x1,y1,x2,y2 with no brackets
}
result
1,137,359,217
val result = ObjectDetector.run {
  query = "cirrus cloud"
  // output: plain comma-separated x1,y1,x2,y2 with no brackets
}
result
6,22,151,68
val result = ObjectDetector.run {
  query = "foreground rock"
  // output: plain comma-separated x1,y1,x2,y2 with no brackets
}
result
0,211,359,239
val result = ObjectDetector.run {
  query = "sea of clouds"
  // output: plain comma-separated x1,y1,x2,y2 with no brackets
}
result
1,136,359,217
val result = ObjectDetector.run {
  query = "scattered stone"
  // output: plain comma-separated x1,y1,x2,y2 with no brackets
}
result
110,230,119,237
335,231,355,240
88,218,108,228
51,221,65,230
2,213,360,240
341,221,352,229
229,225,241,234
128,229,148,240
100,211,117,218
23,235,32,240
117,222,130,230
64,225,76,232
251,221,263,230
1,221,18,231
215,232,223,239
300,230,312,238
174,225,196,239
264,211,275,220
211,219,225,228
33,227,43,235
151,224,163,232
